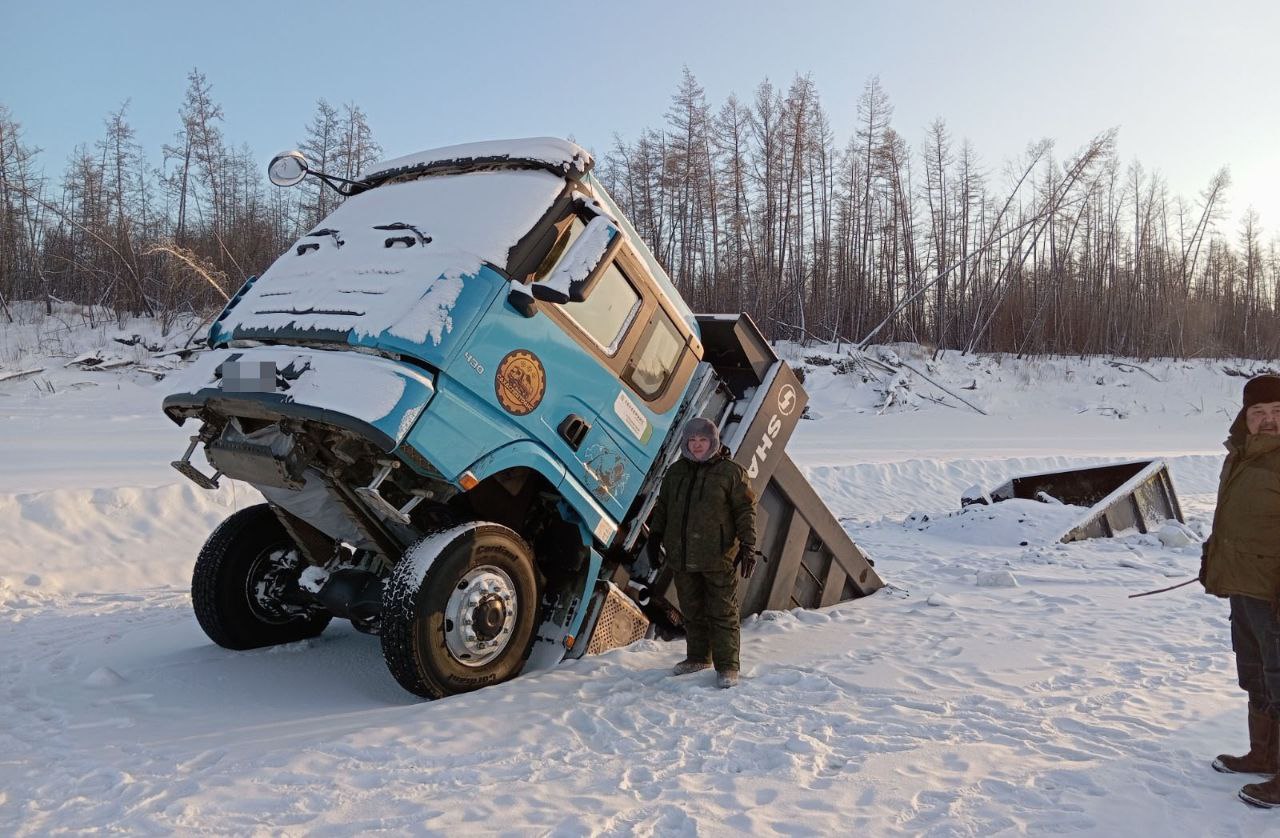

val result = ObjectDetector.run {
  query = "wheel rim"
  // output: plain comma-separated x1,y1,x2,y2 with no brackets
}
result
443,565,518,667
244,545,312,625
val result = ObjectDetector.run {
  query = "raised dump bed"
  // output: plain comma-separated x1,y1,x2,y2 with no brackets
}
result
964,459,1184,543
629,314,883,628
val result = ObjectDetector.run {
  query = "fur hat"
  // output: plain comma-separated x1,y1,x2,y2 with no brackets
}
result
1244,375,1280,408
681,416,720,461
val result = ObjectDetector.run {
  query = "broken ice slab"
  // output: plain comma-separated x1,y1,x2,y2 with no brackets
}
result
963,459,1184,543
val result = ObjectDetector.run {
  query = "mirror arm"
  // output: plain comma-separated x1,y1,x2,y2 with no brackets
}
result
313,171,360,196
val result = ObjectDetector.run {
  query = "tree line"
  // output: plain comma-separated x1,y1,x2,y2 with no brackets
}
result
599,70,1279,359
1,67,1277,358
0,69,379,332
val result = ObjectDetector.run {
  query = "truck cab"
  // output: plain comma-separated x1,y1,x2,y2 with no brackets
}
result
165,138,881,699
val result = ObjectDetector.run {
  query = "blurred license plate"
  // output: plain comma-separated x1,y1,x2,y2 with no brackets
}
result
220,360,276,393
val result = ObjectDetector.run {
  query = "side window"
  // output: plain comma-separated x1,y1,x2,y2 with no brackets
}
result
627,310,684,399
556,262,640,354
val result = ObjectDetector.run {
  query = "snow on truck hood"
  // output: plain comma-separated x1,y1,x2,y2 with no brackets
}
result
213,169,566,349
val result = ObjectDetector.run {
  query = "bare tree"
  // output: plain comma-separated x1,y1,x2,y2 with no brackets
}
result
0,105,45,317
299,99,341,227
338,102,381,184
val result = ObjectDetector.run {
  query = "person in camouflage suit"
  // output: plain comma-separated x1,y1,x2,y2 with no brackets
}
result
647,416,757,688
1202,374,1280,808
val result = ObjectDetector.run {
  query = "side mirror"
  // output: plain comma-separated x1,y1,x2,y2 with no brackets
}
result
507,282,539,318
268,150,310,188
530,215,620,305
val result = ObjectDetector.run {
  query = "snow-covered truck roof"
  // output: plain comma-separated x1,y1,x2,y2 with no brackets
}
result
359,137,593,184
213,136,698,350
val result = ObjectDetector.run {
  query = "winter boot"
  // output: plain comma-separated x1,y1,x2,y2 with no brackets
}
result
672,659,712,676
716,669,739,689
1214,708,1279,775
1239,720,1280,809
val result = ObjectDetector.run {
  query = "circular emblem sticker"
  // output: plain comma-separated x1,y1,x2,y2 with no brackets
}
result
495,350,546,416
778,383,797,416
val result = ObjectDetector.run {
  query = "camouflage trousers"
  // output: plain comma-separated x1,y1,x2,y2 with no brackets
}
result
673,567,740,672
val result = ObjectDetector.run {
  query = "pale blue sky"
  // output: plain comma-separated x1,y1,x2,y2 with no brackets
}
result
2,0,1277,238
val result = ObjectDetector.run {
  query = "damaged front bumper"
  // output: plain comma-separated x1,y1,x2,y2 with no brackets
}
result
164,346,436,451
164,346,436,490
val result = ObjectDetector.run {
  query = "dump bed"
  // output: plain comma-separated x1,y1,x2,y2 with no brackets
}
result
634,314,883,621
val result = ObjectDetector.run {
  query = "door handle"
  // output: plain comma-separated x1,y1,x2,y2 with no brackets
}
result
558,414,591,450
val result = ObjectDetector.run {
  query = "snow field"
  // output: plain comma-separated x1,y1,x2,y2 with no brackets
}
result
0,494,1245,835
1,311,1274,835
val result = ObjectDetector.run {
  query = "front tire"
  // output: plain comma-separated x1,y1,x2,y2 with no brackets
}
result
381,523,541,699
191,504,332,650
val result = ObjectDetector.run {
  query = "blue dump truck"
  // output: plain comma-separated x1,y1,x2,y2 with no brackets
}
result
163,138,883,699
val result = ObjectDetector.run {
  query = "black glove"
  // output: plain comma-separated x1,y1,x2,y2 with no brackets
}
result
645,536,664,569
734,545,758,578
1198,542,1209,587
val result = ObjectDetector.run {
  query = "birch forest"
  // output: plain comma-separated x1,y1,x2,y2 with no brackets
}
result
2,68,1277,358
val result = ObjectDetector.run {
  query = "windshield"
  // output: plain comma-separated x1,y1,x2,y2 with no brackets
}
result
213,169,567,351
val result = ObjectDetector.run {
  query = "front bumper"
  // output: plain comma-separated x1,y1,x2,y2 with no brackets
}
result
163,346,435,452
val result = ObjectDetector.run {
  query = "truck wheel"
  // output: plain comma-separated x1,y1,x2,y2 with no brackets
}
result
381,523,540,699
191,503,332,650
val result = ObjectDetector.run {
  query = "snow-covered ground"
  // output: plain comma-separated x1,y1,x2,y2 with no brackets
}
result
1,305,1275,835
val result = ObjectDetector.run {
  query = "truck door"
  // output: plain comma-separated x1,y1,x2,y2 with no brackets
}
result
463,203,698,530
531,213,697,523
538,254,683,520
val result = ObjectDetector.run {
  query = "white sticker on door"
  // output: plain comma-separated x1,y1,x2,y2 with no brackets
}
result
613,390,651,443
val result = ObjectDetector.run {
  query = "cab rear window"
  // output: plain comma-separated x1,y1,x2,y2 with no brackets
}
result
627,310,683,398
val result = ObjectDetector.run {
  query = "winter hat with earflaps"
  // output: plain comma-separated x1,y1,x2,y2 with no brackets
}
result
681,416,720,461
1244,375,1280,408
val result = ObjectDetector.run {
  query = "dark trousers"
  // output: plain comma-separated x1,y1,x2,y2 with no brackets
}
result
673,568,740,672
1231,594,1280,718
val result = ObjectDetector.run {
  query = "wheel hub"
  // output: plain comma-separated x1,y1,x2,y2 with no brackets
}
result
246,546,315,624
444,566,517,667
472,594,507,641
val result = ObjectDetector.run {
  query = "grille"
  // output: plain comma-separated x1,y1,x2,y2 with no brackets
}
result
585,583,650,655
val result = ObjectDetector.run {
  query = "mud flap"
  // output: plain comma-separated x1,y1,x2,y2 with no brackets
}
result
526,546,604,671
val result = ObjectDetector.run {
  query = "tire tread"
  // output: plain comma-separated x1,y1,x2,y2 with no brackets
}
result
380,523,538,699
191,503,331,650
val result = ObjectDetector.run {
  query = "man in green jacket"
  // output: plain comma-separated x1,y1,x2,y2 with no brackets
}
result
647,416,757,688
1202,374,1280,808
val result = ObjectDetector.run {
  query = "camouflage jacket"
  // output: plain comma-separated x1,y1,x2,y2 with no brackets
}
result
649,446,757,573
